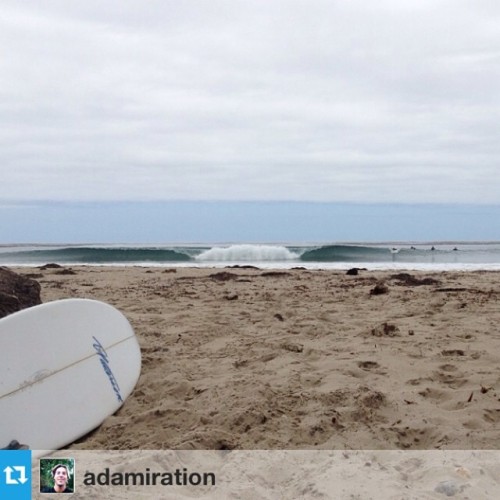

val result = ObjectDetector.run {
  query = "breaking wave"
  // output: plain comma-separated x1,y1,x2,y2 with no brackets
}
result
195,244,299,262
1,243,499,266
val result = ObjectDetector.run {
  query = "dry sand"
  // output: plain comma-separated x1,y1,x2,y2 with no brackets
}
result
15,266,500,451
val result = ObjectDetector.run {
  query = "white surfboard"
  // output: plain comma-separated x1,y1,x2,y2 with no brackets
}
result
0,299,141,457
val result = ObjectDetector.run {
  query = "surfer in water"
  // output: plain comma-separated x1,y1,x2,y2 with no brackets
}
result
41,464,73,493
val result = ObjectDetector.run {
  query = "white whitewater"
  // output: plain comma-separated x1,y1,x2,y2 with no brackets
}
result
195,244,300,262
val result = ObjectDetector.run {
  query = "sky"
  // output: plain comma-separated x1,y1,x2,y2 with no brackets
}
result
1,1,499,242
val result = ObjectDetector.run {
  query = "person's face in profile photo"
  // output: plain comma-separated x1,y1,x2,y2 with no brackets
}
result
52,465,69,492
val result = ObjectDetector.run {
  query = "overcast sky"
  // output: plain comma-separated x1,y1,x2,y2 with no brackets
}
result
1,0,499,206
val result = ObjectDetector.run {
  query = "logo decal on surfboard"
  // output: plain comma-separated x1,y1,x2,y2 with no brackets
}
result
92,337,124,403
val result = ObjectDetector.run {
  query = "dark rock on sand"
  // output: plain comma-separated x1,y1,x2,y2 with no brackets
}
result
347,267,368,276
370,283,389,295
0,267,42,319
39,263,63,269
227,265,260,270
371,322,400,337
1,440,29,450
281,342,303,353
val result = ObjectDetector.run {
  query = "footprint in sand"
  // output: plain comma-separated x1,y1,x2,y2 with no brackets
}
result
434,370,468,389
438,363,458,372
418,387,453,401
357,361,380,370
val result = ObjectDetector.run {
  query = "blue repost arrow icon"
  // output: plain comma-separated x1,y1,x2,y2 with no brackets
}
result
0,450,32,500
4,465,29,484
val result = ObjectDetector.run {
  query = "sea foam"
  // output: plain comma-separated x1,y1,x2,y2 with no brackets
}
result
195,244,300,262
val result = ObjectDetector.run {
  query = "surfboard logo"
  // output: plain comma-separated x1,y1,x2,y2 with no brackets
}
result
92,337,124,403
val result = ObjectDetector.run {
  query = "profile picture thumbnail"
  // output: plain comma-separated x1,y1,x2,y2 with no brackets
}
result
40,458,75,494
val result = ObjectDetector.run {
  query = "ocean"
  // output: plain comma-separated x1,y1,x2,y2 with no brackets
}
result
1,242,500,270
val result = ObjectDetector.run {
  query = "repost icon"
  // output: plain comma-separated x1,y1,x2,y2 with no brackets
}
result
0,450,32,500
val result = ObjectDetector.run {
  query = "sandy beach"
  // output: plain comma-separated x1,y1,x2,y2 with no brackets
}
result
15,265,500,451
